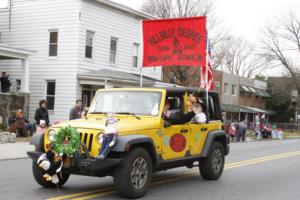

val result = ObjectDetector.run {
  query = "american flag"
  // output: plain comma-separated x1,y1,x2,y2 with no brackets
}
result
200,32,214,91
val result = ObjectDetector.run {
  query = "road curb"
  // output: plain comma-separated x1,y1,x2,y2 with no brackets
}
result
0,156,29,162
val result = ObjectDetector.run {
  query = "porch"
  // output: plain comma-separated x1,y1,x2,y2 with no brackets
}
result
0,43,34,93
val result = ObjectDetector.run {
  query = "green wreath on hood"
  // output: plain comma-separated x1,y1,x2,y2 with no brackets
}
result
52,126,81,156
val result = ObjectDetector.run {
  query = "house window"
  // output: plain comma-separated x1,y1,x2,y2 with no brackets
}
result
232,85,237,96
49,31,58,56
132,43,139,67
85,31,94,58
16,79,21,92
223,83,228,95
110,37,118,63
46,81,56,110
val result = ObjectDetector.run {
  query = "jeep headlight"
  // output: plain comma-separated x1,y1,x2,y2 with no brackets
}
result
48,129,56,142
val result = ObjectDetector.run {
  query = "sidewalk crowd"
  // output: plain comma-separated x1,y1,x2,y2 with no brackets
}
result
224,113,284,142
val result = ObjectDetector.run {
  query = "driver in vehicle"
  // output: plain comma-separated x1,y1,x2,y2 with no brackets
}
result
163,99,195,124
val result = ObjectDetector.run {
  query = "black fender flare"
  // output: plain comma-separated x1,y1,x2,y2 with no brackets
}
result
29,133,45,152
200,130,230,157
111,134,159,165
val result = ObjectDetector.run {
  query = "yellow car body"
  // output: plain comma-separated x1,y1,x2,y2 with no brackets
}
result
44,87,223,160
28,87,229,198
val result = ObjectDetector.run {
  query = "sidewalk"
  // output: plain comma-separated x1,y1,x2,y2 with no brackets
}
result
0,142,34,160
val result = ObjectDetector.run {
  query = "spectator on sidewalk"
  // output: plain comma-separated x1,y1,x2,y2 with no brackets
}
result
36,120,47,134
255,113,260,128
16,109,34,136
34,99,49,127
261,114,266,125
237,120,247,142
278,128,284,140
272,124,278,139
0,72,11,93
69,100,82,120
8,110,17,128
228,123,236,142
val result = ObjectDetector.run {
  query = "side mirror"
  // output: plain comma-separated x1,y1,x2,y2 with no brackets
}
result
163,121,171,128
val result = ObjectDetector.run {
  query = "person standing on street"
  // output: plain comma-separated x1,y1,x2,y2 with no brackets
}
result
0,72,11,93
69,100,82,120
34,99,50,127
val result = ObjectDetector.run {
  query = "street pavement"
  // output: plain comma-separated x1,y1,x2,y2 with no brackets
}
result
0,139,299,200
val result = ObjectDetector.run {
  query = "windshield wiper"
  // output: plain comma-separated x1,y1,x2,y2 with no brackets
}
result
115,112,141,120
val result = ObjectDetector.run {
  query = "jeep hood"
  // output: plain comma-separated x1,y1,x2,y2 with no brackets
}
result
51,117,160,133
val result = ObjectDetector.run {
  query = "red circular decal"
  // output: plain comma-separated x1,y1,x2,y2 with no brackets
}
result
169,134,186,152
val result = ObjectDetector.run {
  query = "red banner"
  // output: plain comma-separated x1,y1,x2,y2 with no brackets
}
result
142,16,206,67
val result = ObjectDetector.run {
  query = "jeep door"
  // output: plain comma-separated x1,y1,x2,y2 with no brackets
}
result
189,93,223,156
161,94,191,160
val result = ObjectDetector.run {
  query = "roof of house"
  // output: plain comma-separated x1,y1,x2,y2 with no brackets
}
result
0,43,35,59
77,69,156,85
89,0,157,19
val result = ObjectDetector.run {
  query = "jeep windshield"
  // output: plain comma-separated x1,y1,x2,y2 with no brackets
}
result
89,91,162,116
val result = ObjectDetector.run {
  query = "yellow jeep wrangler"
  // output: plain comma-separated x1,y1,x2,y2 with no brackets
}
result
28,87,229,198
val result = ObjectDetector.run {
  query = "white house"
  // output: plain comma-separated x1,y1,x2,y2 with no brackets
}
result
0,0,162,122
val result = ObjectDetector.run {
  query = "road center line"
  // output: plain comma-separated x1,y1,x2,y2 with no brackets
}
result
47,150,300,200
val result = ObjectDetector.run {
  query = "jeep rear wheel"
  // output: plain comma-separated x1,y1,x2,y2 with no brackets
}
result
32,160,70,188
113,147,152,199
199,141,224,180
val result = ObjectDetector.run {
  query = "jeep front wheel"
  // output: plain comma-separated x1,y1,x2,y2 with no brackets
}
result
113,147,152,199
199,141,225,180
32,160,70,188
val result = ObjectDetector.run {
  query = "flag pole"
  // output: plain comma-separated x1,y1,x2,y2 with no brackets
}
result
140,19,143,87
198,66,202,92
205,31,209,121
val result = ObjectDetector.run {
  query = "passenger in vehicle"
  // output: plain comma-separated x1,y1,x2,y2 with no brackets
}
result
163,99,195,124
191,102,206,124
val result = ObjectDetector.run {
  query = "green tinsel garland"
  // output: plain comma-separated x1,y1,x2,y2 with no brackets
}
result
52,126,80,156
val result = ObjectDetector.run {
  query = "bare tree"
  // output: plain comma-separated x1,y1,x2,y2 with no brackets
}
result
141,0,227,86
142,0,213,18
261,12,300,92
213,36,266,78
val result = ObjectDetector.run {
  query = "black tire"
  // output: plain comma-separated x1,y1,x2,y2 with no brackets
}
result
113,147,153,199
32,160,70,188
199,141,225,180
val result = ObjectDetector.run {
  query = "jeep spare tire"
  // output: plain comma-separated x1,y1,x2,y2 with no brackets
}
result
199,141,225,180
113,147,153,199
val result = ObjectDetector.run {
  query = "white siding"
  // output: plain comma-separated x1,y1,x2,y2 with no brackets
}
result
78,0,161,80
0,0,163,123
0,9,9,35
0,0,81,122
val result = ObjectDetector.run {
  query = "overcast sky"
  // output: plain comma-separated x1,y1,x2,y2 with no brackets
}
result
112,0,300,44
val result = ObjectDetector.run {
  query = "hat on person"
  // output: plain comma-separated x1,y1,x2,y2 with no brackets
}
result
40,120,46,125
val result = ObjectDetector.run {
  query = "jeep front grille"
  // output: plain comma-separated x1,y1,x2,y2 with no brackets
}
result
79,132,94,152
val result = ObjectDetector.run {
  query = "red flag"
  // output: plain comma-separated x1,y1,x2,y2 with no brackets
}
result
142,17,206,67
200,38,214,91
